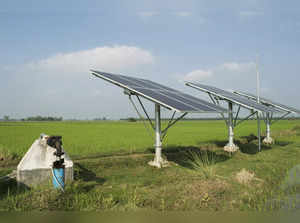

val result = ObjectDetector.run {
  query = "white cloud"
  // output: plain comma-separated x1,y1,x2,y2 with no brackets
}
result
1,45,155,119
221,62,255,72
174,11,192,17
239,11,263,17
182,61,256,82
25,45,155,75
183,69,213,81
138,11,196,20
138,11,158,18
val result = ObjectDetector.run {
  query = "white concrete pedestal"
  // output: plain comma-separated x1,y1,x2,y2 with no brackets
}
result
17,135,73,187
263,136,274,145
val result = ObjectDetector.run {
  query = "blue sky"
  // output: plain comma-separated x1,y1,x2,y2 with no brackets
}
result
1,0,300,119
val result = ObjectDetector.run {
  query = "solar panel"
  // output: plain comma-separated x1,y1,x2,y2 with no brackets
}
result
234,91,300,114
185,82,280,113
91,70,227,113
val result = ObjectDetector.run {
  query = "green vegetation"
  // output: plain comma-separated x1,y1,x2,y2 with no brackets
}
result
22,116,63,121
186,150,219,179
1,120,300,211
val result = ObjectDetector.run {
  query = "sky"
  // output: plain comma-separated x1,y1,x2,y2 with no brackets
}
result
1,0,300,120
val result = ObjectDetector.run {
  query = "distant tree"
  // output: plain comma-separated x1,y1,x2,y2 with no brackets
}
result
3,115,9,121
25,116,63,121
127,117,137,122
93,117,108,121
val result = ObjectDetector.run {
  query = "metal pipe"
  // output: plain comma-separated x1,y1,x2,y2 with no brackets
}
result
234,105,241,127
234,111,257,127
256,55,261,152
263,112,274,144
161,112,188,136
266,112,271,140
257,112,261,152
228,102,234,147
154,103,162,164
209,93,227,126
271,111,291,125
136,95,155,130
224,102,238,152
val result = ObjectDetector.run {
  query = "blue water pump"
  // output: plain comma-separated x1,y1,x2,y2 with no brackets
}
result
47,136,65,191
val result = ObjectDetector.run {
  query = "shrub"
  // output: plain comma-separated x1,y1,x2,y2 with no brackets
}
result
186,150,217,179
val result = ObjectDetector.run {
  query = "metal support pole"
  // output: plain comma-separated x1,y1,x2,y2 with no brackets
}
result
228,102,234,147
266,113,271,139
148,104,168,168
224,102,239,152
155,103,162,161
263,112,274,144
256,55,262,152
257,112,261,152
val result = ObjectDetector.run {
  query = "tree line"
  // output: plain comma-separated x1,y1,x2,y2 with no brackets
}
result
21,116,63,121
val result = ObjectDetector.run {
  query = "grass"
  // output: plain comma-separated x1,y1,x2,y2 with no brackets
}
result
186,150,218,179
0,119,298,158
1,120,300,211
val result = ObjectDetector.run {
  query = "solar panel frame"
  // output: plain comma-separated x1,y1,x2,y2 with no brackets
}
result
91,70,227,113
185,82,280,113
131,87,205,112
234,91,300,114
156,89,227,112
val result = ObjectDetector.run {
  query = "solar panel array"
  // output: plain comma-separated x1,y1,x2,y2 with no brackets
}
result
234,91,300,114
185,82,279,113
91,70,227,113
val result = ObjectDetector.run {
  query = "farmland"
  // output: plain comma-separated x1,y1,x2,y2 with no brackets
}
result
1,120,300,211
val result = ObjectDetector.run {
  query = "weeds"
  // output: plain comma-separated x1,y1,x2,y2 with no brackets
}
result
0,145,16,162
186,150,217,179
292,125,300,132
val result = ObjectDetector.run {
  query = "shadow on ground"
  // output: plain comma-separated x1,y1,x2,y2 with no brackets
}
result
275,141,293,147
74,163,105,183
156,146,231,169
73,163,105,193
200,134,293,155
0,178,29,200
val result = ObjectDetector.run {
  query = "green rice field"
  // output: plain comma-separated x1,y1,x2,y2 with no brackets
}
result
1,120,299,157
1,120,300,211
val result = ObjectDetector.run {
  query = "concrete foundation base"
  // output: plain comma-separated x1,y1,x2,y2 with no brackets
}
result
263,137,274,145
148,157,169,168
224,144,239,153
17,167,73,187
17,135,73,188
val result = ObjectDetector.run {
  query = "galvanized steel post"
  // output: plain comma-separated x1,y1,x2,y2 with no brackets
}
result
228,102,234,147
148,103,168,168
263,112,274,144
155,103,162,163
266,113,271,139
224,102,238,152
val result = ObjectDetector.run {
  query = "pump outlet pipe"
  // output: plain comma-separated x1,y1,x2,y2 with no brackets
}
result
47,136,65,191
52,166,65,191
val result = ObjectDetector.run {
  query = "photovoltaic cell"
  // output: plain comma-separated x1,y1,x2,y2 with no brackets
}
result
234,91,300,114
154,89,224,112
90,70,227,113
185,82,279,113
132,88,199,112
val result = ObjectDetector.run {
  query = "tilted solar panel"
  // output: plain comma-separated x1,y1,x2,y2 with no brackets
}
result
185,82,280,113
91,70,227,113
234,91,300,114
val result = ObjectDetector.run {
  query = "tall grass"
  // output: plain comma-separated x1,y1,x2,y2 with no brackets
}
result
186,150,217,179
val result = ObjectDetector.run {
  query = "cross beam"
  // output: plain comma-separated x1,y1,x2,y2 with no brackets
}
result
208,97,261,152
127,91,188,168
